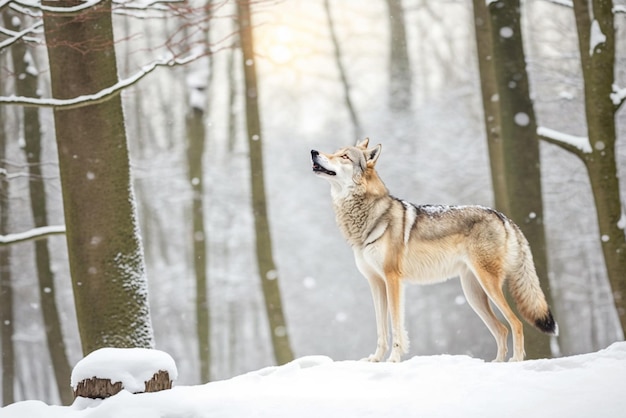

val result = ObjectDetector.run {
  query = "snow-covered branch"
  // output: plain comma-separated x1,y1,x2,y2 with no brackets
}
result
0,52,204,110
0,21,43,49
540,0,573,7
614,5,626,14
611,84,626,109
0,225,66,246
11,0,104,14
537,126,591,158
1,0,185,18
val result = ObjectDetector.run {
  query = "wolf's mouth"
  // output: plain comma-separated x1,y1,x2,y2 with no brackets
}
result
312,162,336,176
311,150,336,176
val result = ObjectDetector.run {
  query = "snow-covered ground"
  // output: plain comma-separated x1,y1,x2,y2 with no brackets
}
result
2,342,625,418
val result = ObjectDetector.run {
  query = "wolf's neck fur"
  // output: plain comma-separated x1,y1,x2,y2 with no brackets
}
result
331,168,390,247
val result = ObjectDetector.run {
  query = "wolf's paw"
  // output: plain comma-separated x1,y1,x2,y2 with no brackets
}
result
361,354,382,362
386,352,402,363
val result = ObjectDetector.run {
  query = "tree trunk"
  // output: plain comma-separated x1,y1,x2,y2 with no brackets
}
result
74,370,172,399
323,0,362,140
3,10,73,405
471,0,508,214
237,0,294,365
0,60,15,406
186,106,211,382
571,0,626,331
42,0,154,354
386,0,412,112
487,0,554,358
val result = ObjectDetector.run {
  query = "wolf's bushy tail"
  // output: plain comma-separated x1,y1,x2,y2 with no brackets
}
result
507,227,558,336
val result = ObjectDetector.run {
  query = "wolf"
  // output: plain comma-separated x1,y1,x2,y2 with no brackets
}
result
311,138,558,362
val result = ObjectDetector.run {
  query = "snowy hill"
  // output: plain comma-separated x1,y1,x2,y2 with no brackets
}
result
3,342,626,418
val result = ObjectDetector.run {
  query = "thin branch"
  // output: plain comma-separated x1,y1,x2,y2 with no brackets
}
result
13,0,104,14
0,21,43,49
540,0,573,7
0,52,204,109
537,126,589,159
0,225,66,246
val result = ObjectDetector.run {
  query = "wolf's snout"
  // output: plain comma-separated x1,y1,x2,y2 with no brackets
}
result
311,149,336,176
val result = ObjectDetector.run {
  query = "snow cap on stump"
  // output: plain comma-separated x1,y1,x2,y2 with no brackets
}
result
71,347,178,399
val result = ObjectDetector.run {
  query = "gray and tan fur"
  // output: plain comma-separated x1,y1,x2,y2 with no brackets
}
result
311,138,557,362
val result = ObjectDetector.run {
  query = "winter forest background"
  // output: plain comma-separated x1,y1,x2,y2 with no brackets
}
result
1,0,625,407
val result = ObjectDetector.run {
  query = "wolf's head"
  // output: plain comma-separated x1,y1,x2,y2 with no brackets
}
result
311,138,383,199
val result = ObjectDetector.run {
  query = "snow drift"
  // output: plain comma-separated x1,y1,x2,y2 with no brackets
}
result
2,342,625,418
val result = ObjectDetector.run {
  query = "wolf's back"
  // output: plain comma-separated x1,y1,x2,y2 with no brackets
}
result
506,224,558,336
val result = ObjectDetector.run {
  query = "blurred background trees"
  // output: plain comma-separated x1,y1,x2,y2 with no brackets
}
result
0,0,624,406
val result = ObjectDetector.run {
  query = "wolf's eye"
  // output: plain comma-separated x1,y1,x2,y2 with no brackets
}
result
341,154,350,160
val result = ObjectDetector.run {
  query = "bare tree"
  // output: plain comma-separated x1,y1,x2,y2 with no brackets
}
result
482,0,555,358
471,0,507,213
386,0,412,112
237,0,294,365
42,0,154,353
186,56,212,383
2,9,73,404
0,56,15,406
323,0,362,140
539,0,626,333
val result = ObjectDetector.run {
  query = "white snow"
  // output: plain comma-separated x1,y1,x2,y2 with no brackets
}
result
0,225,66,245
514,112,530,126
499,26,514,39
0,53,204,109
610,84,626,106
537,126,592,154
70,348,178,393
618,209,626,230
4,342,626,418
589,19,606,56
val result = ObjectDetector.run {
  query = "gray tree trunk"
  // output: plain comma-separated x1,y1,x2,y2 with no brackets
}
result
42,0,154,354
323,0,362,140
570,0,626,332
386,0,412,112
186,106,211,382
487,0,554,359
3,10,73,404
471,0,508,214
237,0,294,365
0,56,15,406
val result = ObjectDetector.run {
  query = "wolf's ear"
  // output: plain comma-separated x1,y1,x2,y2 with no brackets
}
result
356,138,369,149
366,144,382,166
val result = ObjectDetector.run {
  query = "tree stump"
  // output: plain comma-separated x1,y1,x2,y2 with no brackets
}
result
73,370,173,399
71,348,178,400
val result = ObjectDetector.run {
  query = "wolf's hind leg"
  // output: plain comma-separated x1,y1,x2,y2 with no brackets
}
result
471,265,525,361
362,274,389,362
460,270,509,362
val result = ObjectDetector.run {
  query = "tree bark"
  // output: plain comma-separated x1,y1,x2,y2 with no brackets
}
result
186,106,211,382
323,0,362,140
386,0,412,112
571,0,626,332
0,55,15,406
471,0,508,214
42,0,154,354
237,0,294,365
3,10,73,405
74,370,172,399
487,0,554,358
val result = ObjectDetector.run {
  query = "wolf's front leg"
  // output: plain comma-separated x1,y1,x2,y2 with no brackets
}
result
363,275,389,362
386,276,409,362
